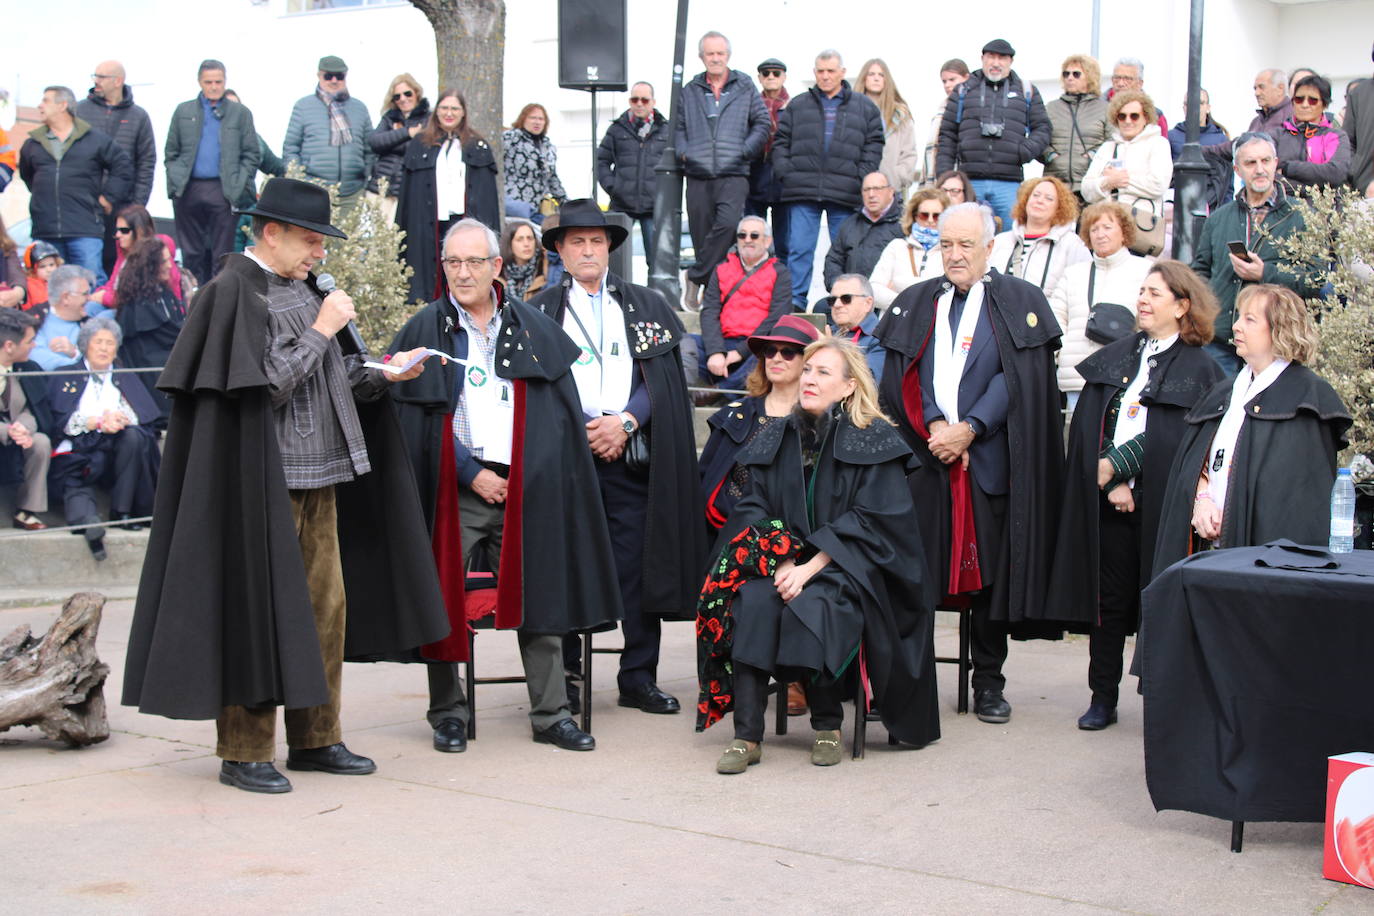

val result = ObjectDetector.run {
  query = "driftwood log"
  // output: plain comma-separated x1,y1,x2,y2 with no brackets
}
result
0,592,110,746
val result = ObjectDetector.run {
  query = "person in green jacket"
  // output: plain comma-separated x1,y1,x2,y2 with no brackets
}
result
1190,131,1319,377
224,90,285,253
282,55,375,211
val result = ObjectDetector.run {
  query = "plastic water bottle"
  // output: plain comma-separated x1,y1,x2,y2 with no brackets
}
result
1329,468,1356,554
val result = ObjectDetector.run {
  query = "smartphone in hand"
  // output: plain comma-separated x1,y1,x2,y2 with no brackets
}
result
1226,240,1254,262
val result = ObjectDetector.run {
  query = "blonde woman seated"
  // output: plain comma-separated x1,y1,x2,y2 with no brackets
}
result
1050,201,1155,413
989,176,1091,300
869,188,949,310
695,337,939,774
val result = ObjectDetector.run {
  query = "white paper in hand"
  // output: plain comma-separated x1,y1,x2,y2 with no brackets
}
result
364,347,468,375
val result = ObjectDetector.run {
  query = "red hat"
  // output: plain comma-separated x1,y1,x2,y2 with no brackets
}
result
747,313,820,358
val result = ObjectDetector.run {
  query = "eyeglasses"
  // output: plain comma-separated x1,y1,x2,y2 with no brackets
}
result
759,344,801,360
736,231,763,240
1111,74,1137,83
114,226,133,235
441,256,493,271
91,73,117,81
828,293,868,305
1117,111,1144,122
629,96,652,104
321,71,347,82
861,185,890,193
1293,95,1323,106
915,210,941,223
1061,69,1083,78
391,89,414,102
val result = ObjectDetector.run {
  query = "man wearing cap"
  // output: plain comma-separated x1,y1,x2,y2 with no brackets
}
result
165,59,261,283
676,31,771,309
528,200,707,716
387,218,622,754
691,215,791,390
123,178,449,794
875,202,1063,726
284,56,376,211
936,39,1051,227
746,58,791,263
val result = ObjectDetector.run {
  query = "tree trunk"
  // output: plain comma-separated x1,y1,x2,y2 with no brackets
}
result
410,0,507,157
0,592,110,747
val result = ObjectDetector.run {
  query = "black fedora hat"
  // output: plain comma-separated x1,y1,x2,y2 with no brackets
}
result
541,198,629,252
235,178,347,239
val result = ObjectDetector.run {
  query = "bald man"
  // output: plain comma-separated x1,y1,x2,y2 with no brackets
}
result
76,59,157,272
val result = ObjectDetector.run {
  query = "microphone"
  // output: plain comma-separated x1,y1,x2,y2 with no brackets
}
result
315,273,367,356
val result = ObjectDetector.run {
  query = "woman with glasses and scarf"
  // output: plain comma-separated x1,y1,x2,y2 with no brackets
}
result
1207,74,1350,194
1082,90,1174,256
396,88,500,305
870,188,950,309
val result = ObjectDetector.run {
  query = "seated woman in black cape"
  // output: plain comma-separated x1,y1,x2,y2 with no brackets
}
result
696,336,940,774
1153,284,1351,568
1049,260,1222,732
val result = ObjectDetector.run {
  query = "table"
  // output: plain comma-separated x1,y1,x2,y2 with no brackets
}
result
1138,542,1374,850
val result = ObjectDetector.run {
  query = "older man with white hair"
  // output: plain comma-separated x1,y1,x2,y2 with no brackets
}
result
1248,68,1293,134
694,214,792,390
876,202,1063,725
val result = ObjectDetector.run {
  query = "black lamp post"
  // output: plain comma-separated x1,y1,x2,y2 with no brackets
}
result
648,0,689,306
1171,0,1209,263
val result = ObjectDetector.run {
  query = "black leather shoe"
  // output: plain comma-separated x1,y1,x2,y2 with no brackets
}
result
112,512,146,531
565,676,583,716
433,718,468,753
1077,702,1118,731
974,689,1012,724
219,760,292,794
532,717,595,751
285,742,377,774
617,682,681,714
87,536,107,562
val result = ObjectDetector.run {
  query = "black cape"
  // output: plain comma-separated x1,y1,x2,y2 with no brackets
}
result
1049,334,1221,628
122,254,449,720
875,271,1064,626
721,412,940,747
387,288,624,638
699,395,767,528
1153,362,1351,577
529,273,708,618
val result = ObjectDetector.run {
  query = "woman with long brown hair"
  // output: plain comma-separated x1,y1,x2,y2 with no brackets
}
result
396,88,500,303
859,58,917,197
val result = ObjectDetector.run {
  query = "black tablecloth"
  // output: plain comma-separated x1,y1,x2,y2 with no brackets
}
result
1139,541,1374,823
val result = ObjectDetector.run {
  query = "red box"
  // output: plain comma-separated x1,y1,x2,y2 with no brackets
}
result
1325,752,1374,888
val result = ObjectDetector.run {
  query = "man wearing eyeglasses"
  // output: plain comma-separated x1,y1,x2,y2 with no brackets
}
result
283,55,376,213
1041,55,1110,202
596,82,668,265
693,215,792,390
821,171,903,305
165,59,261,283
826,274,886,384
76,60,156,275
388,219,622,754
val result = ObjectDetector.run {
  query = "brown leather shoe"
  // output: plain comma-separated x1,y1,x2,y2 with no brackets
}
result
787,682,808,716
12,511,46,531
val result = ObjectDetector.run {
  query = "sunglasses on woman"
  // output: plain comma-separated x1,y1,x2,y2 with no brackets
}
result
1062,69,1083,79
1292,95,1323,106
114,226,133,235
1117,111,1143,123
759,344,801,360
392,89,415,102
915,210,941,223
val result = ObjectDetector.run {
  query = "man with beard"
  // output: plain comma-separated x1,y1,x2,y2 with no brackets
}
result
528,200,706,716
875,202,1063,724
388,219,622,753
123,178,448,794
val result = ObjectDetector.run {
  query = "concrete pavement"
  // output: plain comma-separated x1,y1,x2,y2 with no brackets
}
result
0,596,1365,914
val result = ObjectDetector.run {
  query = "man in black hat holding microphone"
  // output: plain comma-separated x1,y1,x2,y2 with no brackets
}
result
123,177,450,794
528,200,706,716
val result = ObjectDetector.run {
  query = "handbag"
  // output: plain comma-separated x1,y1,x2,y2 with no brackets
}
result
1109,143,1166,257
538,195,560,217
564,300,651,478
1083,263,1135,345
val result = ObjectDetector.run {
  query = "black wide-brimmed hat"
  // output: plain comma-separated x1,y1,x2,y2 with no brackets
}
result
540,198,629,252
235,178,347,239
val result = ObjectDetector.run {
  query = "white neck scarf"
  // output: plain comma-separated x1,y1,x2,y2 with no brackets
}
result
1207,358,1290,510
932,279,986,424
563,275,633,417
1112,333,1178,450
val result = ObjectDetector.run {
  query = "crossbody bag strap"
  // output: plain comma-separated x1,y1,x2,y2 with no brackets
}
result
1086,261,1097,306
721,257,772,306
1038,239,1056,289
564,301,604,367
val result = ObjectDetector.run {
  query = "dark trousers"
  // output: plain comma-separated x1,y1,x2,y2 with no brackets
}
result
564,454,658,691
99,206,120,276
969,489,1010,692
732,662,844,742
744,197,789,263
217,487,345,761
1090,497,1143,707
49,427,156,524
686,176,749,287
173,178,236,284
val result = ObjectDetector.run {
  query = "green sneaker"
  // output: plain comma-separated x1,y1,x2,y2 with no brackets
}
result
811,730,842,766
716,739,761,774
